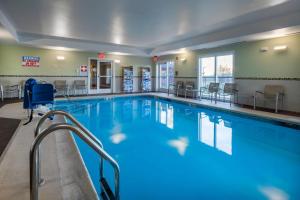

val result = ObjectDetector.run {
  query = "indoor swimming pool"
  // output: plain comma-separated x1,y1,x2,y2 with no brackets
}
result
54,96,300,200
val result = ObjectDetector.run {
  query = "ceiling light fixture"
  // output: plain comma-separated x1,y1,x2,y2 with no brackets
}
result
273,45,287,51
56,56,65,60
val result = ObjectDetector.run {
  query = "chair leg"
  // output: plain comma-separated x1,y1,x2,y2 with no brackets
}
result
275,94,279,113
253,94,256,110
215,93,217,104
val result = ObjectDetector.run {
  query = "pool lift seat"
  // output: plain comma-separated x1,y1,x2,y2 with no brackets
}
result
23,79,55,125
31,110,120,200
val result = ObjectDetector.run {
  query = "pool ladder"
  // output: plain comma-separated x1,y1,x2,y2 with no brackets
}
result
30,110,120,200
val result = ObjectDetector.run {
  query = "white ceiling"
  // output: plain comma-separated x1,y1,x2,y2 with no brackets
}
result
0,0,300,56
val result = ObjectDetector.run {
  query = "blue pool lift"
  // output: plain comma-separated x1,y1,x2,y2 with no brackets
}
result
23,78,55,125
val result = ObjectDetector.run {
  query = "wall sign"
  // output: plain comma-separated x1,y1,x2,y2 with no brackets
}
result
22,56,40,67
80,65,88,76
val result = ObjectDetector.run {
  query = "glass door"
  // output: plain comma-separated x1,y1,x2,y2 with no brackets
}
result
198,53,234,88
158,61,174,90
98,61,112,93
89,59,98,94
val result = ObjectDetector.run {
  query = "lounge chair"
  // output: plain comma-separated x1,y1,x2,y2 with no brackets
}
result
54,80,68,96
1,84,21,99
168,81,184,96
253,85,284,113
218,83,238,106
200,82,220,103
0,85,3,101
73,80,87,95
185,81,198,98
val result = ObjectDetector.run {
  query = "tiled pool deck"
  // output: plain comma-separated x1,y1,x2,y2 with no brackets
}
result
0,93,299,200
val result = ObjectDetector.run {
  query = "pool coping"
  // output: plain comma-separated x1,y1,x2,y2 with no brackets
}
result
57,115,100,200
55,92,300,127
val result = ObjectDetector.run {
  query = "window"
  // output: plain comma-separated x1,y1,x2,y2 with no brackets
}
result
199,53,234,88
158,61,174,90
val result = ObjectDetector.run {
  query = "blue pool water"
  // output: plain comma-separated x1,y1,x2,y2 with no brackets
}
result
54,96,300,200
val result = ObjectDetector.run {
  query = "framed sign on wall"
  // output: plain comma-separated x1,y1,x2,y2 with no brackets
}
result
80,65,88,76
22,56,40,67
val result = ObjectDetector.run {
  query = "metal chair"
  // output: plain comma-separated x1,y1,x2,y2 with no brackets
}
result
218,83,238,106
2,84,21,99
253,85,284,113
200,82,220,103
0,85,3,101
73,80,87,95
168,81,184,96
175,81,184,96
184,81,198,98
54,80,68,96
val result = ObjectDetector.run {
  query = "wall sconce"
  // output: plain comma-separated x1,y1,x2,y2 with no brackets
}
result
56,56,65,60
180,58,186,62
114,59,121,63
273,45,287,51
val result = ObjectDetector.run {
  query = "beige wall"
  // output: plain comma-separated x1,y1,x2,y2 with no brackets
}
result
156,34,300,112
157,34,300,78
0,34,299,111
0,44,153,76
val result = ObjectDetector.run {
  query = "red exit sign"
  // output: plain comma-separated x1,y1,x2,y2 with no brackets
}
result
98,52,105,59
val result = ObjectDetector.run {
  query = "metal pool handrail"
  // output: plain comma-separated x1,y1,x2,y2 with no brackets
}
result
34,110,102,145
34,110,104,185
30,123,120,200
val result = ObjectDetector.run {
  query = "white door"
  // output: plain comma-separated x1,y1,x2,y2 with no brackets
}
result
88,59,113,94
98,61,113,94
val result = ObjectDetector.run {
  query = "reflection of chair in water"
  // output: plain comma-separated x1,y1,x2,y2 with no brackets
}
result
254,85,284,113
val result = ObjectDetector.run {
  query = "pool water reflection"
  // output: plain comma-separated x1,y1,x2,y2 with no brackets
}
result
54,96,300,200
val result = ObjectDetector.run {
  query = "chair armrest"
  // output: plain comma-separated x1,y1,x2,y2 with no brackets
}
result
255,91,264,95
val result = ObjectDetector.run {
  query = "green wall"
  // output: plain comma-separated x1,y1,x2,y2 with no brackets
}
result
0,44,153,76
0,34,299,78
158,34,300,78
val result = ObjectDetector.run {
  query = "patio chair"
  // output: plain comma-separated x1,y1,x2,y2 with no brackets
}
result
168,81,184,96
19,80,26,98
218,83,238,106
200,82,220,103
175,81,185,96
73,80,87,95
2,84,21,99
53,80,68,96
185,81,198,98
0,85,3,101
253,85,284,113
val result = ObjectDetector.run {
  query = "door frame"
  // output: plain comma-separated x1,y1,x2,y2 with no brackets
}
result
88,57,115,94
